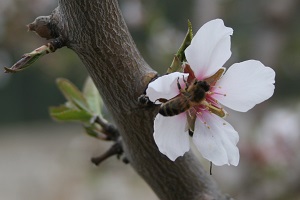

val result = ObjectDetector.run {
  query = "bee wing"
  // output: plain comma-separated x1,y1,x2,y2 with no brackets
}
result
204,67,225,86
185,110,197,132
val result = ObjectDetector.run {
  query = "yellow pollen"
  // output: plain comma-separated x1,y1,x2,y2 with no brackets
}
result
207,126,210,129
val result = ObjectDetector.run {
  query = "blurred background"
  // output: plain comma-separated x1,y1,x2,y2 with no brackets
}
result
0,0,300,199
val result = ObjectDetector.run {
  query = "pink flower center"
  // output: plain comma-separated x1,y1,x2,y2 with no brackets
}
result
186,82,226,118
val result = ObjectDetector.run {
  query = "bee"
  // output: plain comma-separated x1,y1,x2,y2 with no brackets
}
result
159,77,210,116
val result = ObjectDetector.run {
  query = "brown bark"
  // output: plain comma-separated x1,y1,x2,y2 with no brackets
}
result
45,0,231,199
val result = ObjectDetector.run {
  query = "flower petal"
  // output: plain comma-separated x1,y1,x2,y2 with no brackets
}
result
213,60,275,112
185,19,233,80
154,113,190,161
193,112,239,166
146,72,189,103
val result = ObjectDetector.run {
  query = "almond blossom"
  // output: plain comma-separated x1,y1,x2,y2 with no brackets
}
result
146,19,275,166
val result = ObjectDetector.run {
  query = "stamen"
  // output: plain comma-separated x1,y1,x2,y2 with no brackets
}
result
205,96,219,107
204,121,210,129
196,112,205,122
211,91,226,97
208,85,222,90
199,106,207,111
195,112,211,129
209,85,221,88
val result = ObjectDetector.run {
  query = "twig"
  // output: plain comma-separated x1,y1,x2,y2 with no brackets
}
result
93,116,120,141
91,139,127,166
4,38,65,73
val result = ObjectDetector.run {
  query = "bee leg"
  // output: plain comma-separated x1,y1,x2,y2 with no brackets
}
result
177,77,182,90
137,73,159,106
182,75,189,90
210,161,213,175
138,94,152,106
189,130,194,137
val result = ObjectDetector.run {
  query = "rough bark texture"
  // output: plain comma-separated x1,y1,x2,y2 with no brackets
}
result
48,0,231,199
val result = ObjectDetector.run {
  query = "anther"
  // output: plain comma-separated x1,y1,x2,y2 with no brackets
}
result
212,91,226,96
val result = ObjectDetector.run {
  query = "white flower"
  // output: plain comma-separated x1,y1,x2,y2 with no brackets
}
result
146,19,275,166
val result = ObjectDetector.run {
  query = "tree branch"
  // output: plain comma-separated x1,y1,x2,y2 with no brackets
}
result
37,0,231,199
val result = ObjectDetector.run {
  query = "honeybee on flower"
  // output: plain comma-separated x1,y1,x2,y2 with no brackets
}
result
146,19,275,166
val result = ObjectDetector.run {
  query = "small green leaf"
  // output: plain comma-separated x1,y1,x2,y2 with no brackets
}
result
49,105,92,122
167,20,193,73
82,77,103,116
4,44,53,73
56,78,90,112
84,125,100,138
167,55,183,73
